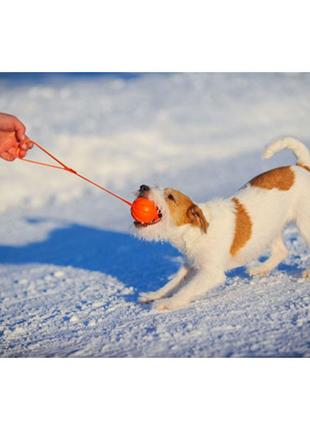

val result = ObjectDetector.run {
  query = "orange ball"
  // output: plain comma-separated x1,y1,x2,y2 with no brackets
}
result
131,197,159,224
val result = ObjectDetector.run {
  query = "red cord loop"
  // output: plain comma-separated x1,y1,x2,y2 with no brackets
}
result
20,140,132,207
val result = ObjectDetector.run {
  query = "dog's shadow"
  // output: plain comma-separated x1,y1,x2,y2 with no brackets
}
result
0,218,302,301
0,218,180,301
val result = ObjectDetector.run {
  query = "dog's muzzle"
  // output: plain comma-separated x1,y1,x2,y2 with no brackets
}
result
138,184,150,197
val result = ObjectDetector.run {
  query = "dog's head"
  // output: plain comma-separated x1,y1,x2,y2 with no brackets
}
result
133,185,208,242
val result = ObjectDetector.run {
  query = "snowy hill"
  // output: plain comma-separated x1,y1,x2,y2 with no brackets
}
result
0,73,309,356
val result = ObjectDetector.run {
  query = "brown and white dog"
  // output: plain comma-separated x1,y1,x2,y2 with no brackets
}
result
134,137,310,312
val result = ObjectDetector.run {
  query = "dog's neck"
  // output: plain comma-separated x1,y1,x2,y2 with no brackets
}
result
168,223,206,263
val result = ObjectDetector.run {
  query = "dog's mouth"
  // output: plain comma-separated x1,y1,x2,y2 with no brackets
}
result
133,208,163,228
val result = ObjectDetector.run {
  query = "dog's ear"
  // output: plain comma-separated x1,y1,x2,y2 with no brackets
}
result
186,204,208,233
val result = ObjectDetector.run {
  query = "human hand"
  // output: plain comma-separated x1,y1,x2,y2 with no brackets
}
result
0,131,33,161
0,113,33,161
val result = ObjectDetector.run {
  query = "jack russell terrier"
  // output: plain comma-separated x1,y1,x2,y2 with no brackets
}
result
133,137,310,312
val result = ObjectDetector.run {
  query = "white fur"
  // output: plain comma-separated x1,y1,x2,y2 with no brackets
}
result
135,139,310,311
263,137,310,166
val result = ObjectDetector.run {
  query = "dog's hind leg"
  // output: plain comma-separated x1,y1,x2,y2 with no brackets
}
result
296,206,310,278
248,235,288,277
139,264,192,303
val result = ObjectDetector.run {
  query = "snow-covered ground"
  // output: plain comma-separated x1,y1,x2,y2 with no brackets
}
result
0,73,310,357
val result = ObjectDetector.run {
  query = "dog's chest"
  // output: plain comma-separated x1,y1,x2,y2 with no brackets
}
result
169,227,204,258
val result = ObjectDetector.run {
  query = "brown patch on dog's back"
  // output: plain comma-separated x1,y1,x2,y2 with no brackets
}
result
249,166,295,190
164,188,208,233
230,198,252,256
297,163,310,173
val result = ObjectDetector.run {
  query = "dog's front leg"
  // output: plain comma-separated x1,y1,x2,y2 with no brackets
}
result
139,264,192,303
153,269,225,312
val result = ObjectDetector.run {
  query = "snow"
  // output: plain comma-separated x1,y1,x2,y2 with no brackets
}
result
0,73,310,357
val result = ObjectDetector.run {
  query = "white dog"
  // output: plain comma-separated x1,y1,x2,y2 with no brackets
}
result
133,138,310,312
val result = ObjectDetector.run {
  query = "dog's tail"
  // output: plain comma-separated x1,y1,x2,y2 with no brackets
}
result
262,137,310,168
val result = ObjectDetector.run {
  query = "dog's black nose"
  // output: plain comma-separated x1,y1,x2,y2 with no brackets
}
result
139,184,150,193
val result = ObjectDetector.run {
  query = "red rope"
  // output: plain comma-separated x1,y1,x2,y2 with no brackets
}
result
21,158,65,170
20,141,133,207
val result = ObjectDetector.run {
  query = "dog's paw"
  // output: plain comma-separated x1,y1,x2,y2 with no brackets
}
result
139,292,160,304
152,298,185,312
303,270,310,279
247,266,270,277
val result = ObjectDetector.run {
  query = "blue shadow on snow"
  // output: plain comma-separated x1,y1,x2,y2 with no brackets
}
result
0,220,180,301
0,219,301,300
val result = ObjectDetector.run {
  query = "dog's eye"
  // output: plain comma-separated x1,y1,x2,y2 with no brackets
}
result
167,193,175,202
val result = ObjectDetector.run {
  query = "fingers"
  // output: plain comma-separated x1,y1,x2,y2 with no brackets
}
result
0,146,27,161
1,146,25,161
0,151,15,161
9,140,19,148
8,147,25,159
0,131,33,161
20,136,34,151
6,146,20,160
16,138,33,159
17,142,32,158
8,147,18,156
18,149,27,158
25,139,33,149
